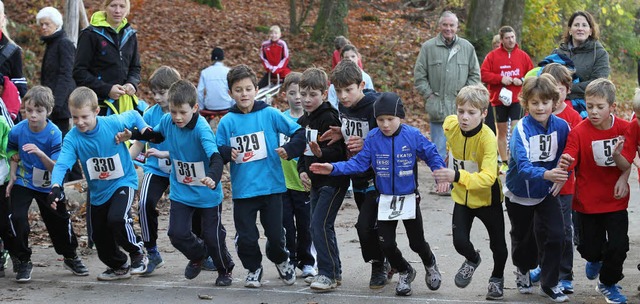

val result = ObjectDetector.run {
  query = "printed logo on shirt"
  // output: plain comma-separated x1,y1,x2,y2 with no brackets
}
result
242,151,255,163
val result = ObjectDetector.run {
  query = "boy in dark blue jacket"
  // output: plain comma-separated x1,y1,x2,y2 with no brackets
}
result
311,92,449,297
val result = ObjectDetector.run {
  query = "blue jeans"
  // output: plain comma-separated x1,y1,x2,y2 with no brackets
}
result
310,185,347,279
429,122,447,159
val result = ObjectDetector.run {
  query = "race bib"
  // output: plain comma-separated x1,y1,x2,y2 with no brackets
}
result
279,133,290,146
499,87,513,106
378,194,416,221
32,167,52,188
158,158,172,174
448,152,479,173
231,131,268,164
304,128,318,156
174,160,206,186
592,138,618,167
341,118,370,143
528,132,558,162
86,154,125,181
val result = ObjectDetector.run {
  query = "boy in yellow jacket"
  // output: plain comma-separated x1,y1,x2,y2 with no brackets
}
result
433,85,507,300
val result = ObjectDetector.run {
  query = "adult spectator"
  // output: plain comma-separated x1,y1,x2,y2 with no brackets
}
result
481,26,534,173
414,11,481,159
0,1,27,99
552,11,609,103
197,47,234,131
73,0,140,116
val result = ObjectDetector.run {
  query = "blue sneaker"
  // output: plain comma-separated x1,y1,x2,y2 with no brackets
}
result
144,250,165,275
558,280,573,294
202,256,217,271
530,265,541,284
586,261,602,280
596,282,627,303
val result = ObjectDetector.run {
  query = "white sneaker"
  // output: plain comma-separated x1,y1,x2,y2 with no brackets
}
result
301,265,317,278
514,269,533,294
244,267,263,288
275,259,296,285
304,275,315,285
310,274,337,292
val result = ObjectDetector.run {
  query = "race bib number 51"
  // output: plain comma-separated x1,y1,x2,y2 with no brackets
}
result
377,194,416,221
86,154,125,181
231,131,267,164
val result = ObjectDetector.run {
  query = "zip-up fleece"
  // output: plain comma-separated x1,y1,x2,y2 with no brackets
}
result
73,11,141,102
552,39,610,100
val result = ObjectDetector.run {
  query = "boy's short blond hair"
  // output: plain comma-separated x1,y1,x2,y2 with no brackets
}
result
270,25,281,34
23,85,54,112
300,67,328,92
280,72,302,94
541,63,572,91
519,74,560,111
69,87,99,111
168,79,197,108
149,66,181,91
585,78,616,105
632,88,640,113
456,85,489,111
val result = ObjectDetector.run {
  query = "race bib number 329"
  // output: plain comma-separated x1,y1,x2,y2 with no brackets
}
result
231,131,267,164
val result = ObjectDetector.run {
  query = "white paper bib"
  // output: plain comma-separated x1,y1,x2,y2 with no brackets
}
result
377,194,416,221
231,131,268,164
528,132,558,162
174,160,206,186
32,167,52,188
86,154,125,181
591,137,619,167
341,118,370,143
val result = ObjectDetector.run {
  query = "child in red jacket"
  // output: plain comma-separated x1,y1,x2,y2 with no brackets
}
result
258,25,291,88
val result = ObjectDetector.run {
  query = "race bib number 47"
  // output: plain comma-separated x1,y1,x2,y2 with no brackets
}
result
86,154,125,181
231,131,267,164
377,194,416,221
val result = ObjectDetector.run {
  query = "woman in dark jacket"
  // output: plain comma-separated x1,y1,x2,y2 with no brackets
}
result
552,11,610,101
73,0,140,116
37,7,75,132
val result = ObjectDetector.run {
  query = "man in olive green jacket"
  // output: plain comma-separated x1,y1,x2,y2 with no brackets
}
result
413,11,480,159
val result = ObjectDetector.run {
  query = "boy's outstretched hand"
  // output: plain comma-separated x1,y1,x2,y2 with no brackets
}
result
346,136,364,153
319,126,343,146
432,168,455,183
557,153,574,170
309,141,322,158
200,177,216,189
115,128,132,144
275,147,288,160
612,135,625,156
309,163,333,175
543,168,569,183
146,148,169,159
47,185,65,210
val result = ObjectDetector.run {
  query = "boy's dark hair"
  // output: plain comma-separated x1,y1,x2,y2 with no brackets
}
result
280,71,302,94
498,26,515,39
340,44,359,58
300,67,328,92
519,74,560,110
334,36,350,51
585,78,616,105
541,63,572,91
330,60,362,89
168,79,198,108
149,66,181,91
69,87,99,110
227,64,257,90
211,47,224,62
23,85,54,112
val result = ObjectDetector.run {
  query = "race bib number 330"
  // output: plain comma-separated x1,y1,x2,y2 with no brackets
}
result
378,194,416,221
86,154,125,181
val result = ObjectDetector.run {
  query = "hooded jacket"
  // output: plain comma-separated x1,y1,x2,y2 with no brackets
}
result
0,33,26,98
73,11,141,102
552,39,610,100
41,29,75,121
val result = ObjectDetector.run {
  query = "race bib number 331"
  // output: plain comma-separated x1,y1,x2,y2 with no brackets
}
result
377,194,416,221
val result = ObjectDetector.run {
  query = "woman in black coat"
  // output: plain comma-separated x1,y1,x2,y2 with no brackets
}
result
37,6,75,133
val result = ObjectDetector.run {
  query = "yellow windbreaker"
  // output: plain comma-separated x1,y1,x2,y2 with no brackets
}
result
443,115,502,208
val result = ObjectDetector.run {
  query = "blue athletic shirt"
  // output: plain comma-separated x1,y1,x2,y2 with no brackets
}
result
51,111,149,205
141,104,171,178
153,113,223,208
217,102,301,199
7,120,61,192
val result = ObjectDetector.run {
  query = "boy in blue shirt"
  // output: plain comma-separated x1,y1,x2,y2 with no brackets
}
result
216,64,306,288
6,86,87,282
48,87,154,281
127,79,235,286
311,92,449,296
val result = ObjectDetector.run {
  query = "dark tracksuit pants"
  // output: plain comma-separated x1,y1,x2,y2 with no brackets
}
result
534,194,574,281
168,200,234,273
8,185,78,262
506,195,564,289
378,196,435,273
138,173,170,249
353,186,385,263
452,201,508,279
0,184,11,253
310,184,347,280
282,189,314,269
576,210,628,286
90,186,144,269
233,193,288,272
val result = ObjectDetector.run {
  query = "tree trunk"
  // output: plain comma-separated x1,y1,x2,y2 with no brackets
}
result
311,0,348,45
64,0,89,47
466,0,504,61
501,0,525,43
290,0,298,34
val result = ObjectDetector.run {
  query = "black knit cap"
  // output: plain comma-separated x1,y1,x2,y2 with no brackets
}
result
373,92,405,119
211,47,224,61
